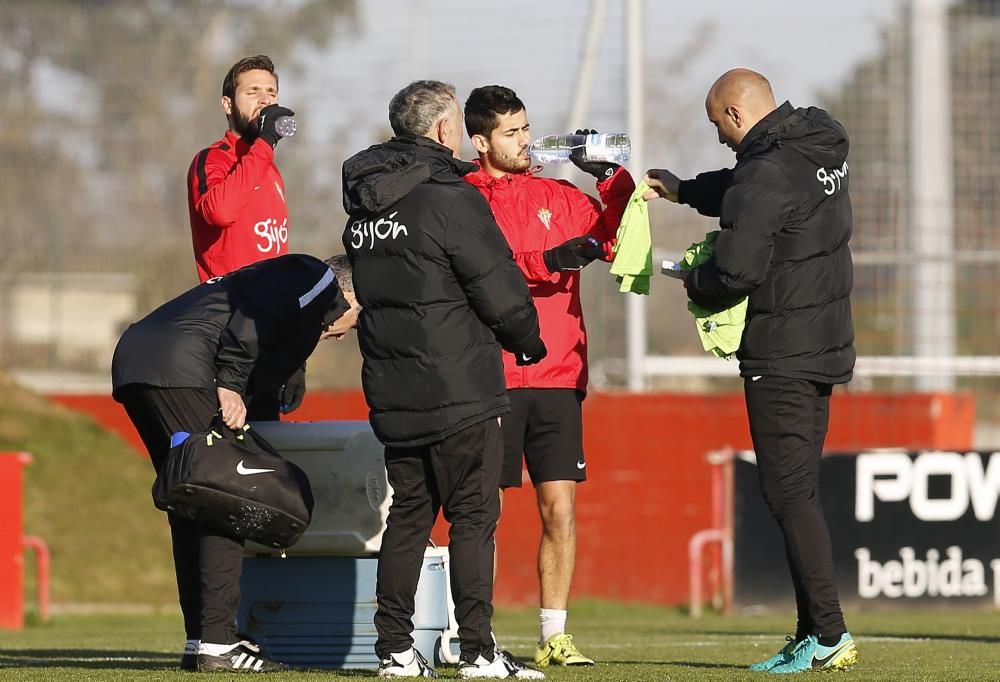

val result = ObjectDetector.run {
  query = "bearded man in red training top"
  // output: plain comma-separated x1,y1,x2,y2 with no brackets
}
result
464,85,635,668
186,54,304,421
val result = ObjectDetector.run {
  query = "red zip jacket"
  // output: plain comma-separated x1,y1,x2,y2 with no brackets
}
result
464,165,635,392
187,130,289,282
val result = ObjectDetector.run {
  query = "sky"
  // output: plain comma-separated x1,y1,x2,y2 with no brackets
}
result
289,0,909,176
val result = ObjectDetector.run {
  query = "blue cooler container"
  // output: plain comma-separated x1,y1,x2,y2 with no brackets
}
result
235,422,456,669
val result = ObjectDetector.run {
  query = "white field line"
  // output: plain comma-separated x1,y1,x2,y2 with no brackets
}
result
498,634,941,649
0,656,165,663
0,635,965,664
47,603,175,616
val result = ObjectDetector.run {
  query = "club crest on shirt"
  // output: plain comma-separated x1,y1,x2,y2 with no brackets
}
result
537,208,552,230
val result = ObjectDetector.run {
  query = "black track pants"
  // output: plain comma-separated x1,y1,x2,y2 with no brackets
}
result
374,419,502,661
744,376,847,640
119,384,244,645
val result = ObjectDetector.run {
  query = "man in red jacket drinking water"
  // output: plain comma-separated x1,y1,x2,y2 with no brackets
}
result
187,54,303,421
464,85,635,668
187,54,295,282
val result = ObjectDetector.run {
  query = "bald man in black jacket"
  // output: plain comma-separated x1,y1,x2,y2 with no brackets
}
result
644,69,858,674
112,253,359,673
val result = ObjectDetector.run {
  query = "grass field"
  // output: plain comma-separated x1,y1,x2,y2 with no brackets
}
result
0,375,176,606
1,602,998,681
2,381,997,681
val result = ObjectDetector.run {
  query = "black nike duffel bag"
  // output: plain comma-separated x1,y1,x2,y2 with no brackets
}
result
152,421,314,549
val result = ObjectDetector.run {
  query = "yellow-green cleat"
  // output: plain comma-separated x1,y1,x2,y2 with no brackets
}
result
533,634,595,667
768,633,859,674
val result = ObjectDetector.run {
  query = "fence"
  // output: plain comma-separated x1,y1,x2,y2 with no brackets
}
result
2,0,999,442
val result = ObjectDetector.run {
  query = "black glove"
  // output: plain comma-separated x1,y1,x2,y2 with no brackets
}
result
543,235,606,273
514,336,547,366
258,104,295,148
279,365,306,414
569,128,619,180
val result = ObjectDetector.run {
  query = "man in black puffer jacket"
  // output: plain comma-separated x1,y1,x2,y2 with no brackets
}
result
645,69,858,674
342,80,546,679
112,253,359,673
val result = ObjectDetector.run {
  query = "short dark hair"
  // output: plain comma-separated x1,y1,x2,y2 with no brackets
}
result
324,255,353,294
464,85,525,138
222,55,278,100
388,80,456,137
322,254,356,324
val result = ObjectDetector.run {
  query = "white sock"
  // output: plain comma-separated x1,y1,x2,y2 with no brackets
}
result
540,608,567,644
390,648,415,665
183,639,200,653
198,641,238,656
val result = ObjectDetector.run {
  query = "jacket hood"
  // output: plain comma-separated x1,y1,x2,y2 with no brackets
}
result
738,101,849,168
342,135,477,216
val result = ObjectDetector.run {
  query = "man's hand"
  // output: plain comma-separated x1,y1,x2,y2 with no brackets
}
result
217,386,247,430
280,366,306,414
543,235,606,272
569,129,619,180
514,336,548,366
643,168,681,202
258,104,295,148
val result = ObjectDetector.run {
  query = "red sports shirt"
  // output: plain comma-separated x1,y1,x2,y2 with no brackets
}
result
465,164,634,393
187,130,289,282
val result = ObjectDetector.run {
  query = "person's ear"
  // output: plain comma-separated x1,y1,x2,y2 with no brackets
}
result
471,133,490,154
433,116,449,146
726,105,743,129
222,96,233,117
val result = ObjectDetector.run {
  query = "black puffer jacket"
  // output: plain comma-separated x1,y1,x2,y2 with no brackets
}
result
342,135,542,447
682,102,855,383
112,254,350,399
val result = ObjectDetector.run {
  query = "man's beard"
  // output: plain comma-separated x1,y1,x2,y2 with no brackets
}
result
232,105,259,142
490,148,531,174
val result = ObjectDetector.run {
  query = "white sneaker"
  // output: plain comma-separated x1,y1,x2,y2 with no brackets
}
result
377,648,438,678
459,648,545,680
196,640,288,672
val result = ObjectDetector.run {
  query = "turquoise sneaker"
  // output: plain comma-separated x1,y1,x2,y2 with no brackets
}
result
748,636,796,672
768,633,859,674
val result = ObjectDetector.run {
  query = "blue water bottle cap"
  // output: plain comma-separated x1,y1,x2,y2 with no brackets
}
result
169,431,191,448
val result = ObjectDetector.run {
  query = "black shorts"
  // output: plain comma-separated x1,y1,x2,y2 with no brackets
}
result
500,388,586,489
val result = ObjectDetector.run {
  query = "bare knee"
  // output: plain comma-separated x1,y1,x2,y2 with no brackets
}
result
537,482,576,538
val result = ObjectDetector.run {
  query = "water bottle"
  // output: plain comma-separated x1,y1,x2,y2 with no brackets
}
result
529,132,630,165
274,115,297,138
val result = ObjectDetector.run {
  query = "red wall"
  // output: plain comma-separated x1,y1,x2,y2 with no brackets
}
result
0,453,30,629
48,390,974,606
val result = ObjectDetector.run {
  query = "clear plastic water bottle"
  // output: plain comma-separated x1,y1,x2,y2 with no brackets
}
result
529,132,630,164
274,115,297,138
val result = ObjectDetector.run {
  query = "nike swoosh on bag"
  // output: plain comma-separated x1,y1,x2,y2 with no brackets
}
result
521,353,533,363
236,460,276,475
